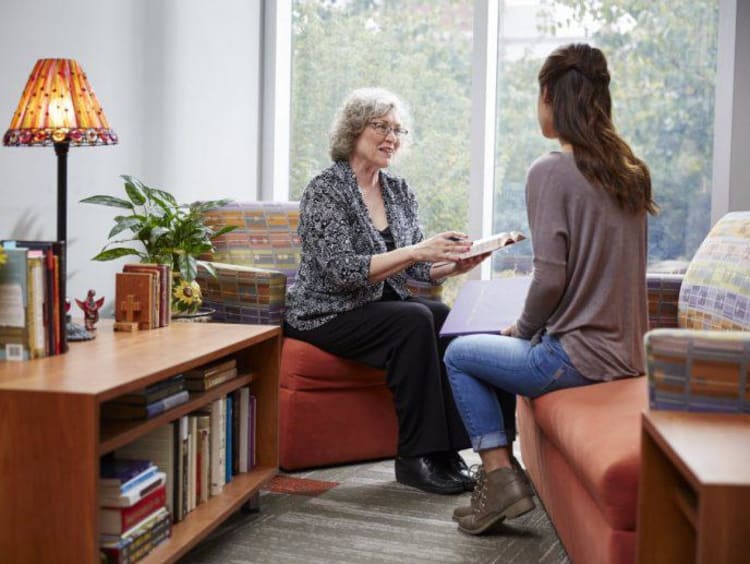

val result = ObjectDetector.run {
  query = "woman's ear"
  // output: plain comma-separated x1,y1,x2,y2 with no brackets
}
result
541,85,551,104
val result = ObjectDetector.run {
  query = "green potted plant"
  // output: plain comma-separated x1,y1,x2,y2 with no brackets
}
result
81,175,237,315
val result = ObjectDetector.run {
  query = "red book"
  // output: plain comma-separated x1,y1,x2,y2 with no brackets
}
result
99,483,167,535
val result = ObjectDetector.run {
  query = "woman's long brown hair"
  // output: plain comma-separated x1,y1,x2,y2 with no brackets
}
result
539,44,657,215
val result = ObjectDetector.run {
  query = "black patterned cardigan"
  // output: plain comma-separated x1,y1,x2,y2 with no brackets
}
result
284,160,439,331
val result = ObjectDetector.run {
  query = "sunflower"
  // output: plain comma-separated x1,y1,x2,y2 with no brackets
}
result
172,278,203,314
0,247,6,268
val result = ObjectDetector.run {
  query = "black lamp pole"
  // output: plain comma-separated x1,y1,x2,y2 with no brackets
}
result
54,141,70,350
54,141,69,243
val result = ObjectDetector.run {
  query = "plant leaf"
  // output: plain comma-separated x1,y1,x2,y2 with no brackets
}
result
123,177,147,206
197,260,217,278
79,195,133,209
91,247,143,261
108,216,143,238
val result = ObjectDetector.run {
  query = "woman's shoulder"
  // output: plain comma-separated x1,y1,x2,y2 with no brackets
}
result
527,151,578,185
304,162,353,197
528,151,570,174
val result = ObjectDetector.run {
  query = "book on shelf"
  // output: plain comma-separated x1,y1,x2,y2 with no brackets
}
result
100,464,158,496
207,397,226,496
100,472,166,508
122,263,171,327
99,483,167,535
457,231,526,260
99,505,171,564
174,415,189,522
184,357,237,380
184,366,239,392
115,271,154,330
249,393,257,469
5,240,67,354
187,415,198,512
26,251,46,359
116,375,186,405
115,424,177,517
439,276,532,337
236,389,246,473
195,414,211,505
225,394,233,484
0,246,29,361
101,389,190,420
100,458,154,488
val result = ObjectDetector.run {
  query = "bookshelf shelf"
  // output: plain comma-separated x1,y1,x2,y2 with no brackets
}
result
0,320,281,564
100,372,256,455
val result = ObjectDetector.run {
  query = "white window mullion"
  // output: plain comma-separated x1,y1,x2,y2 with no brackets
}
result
469,0,499,280
261,0,292,201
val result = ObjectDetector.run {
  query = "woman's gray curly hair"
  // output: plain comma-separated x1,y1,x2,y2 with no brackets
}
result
329,87,412,162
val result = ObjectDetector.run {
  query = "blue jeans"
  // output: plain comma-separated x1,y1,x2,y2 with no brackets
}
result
444,333,592,451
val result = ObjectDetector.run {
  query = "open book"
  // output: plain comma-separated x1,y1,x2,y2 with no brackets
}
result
458,231,526,260
440,277,531,337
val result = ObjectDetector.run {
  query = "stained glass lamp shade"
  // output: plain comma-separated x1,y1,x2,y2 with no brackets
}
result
3,58,118,347
3,58,118,241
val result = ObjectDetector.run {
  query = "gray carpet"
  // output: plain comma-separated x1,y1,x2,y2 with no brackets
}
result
181,450,569,563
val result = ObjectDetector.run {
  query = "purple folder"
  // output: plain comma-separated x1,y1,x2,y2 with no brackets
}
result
439,277,532,337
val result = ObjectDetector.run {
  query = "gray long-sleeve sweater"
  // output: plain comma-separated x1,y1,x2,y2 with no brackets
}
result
516,151,648,381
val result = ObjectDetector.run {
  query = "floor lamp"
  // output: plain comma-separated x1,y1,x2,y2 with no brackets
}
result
3,59,118,350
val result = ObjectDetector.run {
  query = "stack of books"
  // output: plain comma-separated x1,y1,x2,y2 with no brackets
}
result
98,457,171,563
101,375,189,420
114,263,171,331
0,240,67,359
184,357,238,392
111,386,258,525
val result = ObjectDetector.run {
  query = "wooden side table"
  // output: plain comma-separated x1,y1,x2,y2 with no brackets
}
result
637,410,750,563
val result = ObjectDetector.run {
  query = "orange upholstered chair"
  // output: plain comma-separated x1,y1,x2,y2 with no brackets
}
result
197,201,439,470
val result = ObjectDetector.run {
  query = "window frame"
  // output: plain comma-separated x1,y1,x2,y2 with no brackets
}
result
262,0,742,275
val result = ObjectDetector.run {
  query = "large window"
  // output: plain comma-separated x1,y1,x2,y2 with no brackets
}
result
287,0,720,292
290,0,474,240
491,0,719,276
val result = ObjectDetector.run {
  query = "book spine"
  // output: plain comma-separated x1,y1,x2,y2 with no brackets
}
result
100,484,166,535
145,390,190,418
209,398,225,496
26,254,46,359
239,387,249,472
225,395,233,484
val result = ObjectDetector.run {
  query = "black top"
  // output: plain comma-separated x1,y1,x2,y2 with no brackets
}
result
379,226,401,301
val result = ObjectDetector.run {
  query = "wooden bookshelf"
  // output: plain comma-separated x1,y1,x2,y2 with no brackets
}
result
0,320,281,563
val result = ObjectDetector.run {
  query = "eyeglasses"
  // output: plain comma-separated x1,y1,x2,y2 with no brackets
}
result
368,121,409,138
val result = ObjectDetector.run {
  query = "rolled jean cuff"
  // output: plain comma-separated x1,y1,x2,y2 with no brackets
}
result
471,429,514,452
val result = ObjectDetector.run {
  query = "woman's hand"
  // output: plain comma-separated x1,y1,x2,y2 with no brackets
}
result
501,324,520,337
452,251,491,275
411,232,472,263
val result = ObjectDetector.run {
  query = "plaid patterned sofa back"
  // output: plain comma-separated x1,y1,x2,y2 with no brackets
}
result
678,211,750,330
198,201,441,326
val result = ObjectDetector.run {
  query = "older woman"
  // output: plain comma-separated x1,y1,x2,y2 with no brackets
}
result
284,87,487,495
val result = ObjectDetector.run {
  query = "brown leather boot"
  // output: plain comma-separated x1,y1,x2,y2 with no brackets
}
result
511,456,534,498
456,467,535,535
452,466,484,521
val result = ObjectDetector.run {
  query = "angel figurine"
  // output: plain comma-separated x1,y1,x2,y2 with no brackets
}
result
76,289,105,331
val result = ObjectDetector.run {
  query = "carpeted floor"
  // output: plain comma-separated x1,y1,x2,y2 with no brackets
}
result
180,450,569,563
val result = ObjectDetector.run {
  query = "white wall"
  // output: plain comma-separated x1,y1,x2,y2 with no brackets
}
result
0,0,262,315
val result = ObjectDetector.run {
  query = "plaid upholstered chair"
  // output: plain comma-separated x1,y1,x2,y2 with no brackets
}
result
197,201,441,470
645,210,750,413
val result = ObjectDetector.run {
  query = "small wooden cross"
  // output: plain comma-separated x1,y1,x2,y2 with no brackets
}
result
114,294,141,332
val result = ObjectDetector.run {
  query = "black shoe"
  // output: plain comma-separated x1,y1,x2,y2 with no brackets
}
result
395,455,465,495
438,451,476,492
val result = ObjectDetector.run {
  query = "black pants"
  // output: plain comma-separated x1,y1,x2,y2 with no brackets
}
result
284,297,470,457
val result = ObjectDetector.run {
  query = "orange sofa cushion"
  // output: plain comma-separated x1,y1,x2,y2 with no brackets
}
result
280,337,387,390
524,377,648,531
